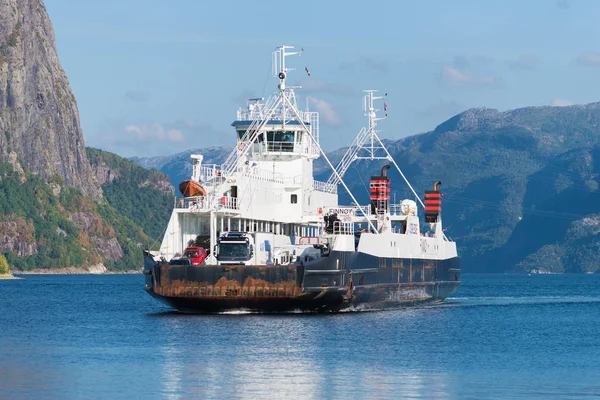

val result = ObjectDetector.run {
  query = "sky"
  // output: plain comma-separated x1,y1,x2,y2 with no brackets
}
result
44,0,600,158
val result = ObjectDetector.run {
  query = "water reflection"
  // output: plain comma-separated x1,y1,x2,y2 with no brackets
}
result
156,313,453,399
3,275,598,399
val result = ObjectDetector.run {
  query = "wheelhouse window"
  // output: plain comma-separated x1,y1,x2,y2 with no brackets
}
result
291,194,298,204
237,129,296,151
266,131,295,152
237,130,260,141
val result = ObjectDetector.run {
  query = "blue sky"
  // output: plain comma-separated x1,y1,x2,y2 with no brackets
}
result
45,0,600,157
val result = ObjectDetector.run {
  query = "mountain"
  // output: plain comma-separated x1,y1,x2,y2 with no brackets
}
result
0,147,173,272
133,103,600,273
337,104,600,273
87,148,173,243
0,0,175,272
0,0,101,200
130,146,231,192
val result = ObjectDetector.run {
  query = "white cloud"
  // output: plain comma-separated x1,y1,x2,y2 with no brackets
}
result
551,98,575,107
124,123,185,142
307,97,342,126
88,119,231,157
452,55,494,69
183,119,199,128
508,54,541,71
440,66,497,88
577,53,600,67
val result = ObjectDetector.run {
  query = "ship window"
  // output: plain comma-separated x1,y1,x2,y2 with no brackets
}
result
291,194,298,204
238,129,263,142
266,131,295,152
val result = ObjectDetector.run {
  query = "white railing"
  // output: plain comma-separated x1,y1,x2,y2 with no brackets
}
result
176,196,239,211
309,111,319,144
333,221,354,235
350,204,412,217
238,165,284,183
282,175,304,185
198,165,223,182
313,180,338,194
221,95,280,179
353,205,372,216
237,107,313,124
249,140,319,157
390,204,405,216
264,141,296,153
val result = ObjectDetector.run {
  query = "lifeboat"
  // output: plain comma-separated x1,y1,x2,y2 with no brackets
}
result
179,180,207,197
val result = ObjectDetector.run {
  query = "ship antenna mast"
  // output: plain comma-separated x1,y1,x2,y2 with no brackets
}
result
328,91,441,235
273,45,303,93
366,90,386,130
219,45,379,234
363,89,388,158
327,90,390,182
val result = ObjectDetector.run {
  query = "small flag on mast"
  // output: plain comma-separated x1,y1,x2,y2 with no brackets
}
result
305,66,311,77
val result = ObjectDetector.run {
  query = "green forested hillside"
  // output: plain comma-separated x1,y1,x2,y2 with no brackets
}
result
87,148,174,242
0,149,174,271
0,161,149,271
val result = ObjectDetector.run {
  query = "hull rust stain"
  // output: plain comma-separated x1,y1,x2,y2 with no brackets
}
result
145,261,461,313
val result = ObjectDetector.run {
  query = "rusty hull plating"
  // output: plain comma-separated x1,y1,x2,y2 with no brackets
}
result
144,254,461,313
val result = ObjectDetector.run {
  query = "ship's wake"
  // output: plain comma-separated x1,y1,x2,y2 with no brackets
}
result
442,295,600,308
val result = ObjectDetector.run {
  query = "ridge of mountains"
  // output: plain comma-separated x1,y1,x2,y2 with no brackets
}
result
133,103,600,273
1,0,598,274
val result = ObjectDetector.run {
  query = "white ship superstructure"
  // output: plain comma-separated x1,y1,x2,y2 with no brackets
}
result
159,46,339,263
145,45,461,313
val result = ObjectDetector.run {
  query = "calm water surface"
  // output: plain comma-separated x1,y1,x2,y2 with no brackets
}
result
1,273,599,399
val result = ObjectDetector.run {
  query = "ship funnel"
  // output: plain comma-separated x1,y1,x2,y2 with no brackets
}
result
381,164,390,177
370,166,391,215
424,182,442,223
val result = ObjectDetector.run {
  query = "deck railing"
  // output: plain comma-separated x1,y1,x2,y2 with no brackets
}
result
352,204,411,216
177,196,239,211
238,165,284,183
313,180,337,194
333,221,354,235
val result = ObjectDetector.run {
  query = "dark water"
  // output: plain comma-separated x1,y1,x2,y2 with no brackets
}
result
1,274,599,399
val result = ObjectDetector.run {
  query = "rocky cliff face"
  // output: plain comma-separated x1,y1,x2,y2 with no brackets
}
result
0,0,101,200
0,215,37,257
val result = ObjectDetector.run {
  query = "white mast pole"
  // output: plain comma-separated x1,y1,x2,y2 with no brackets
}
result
280,94,379,234
271,46,379,233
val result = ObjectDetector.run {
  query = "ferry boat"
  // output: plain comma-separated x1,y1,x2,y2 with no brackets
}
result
143,45,461,313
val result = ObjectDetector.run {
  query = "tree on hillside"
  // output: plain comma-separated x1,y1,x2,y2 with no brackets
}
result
0,254,9,275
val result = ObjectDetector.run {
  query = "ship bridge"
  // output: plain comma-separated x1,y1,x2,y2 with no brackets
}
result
232,97,320,159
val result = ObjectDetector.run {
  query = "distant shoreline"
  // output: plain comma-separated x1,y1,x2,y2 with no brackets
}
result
0,273,20,280
13,268,142,275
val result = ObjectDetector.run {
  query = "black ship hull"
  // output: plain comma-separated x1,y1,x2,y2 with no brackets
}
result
144,251,461,313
